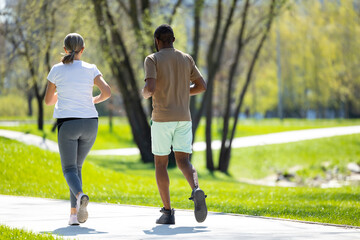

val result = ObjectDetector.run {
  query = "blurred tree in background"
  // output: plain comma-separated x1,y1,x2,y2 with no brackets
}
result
0,0,359,172
244,0,360,119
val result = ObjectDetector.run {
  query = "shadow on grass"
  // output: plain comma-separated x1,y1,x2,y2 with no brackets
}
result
87,155,154,173
87,154,239,183
87,156,238,184
143,225,209,235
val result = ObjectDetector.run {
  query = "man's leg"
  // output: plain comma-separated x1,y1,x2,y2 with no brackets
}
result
174,152,198,190
173,121,207,223
151,121,176,224
154,155,171,210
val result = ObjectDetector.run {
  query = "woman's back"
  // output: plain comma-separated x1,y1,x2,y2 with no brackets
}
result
47,60,100,118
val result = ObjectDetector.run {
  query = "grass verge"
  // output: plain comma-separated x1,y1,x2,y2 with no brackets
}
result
0,224,62,240
1,136,360,226
192,134,360,180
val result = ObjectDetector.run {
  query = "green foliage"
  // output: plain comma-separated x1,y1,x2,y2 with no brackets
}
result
0,225,61,240
244,0,360,117
0,94,29,117
0,93,53,119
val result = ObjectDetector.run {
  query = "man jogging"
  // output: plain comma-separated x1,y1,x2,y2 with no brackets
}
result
142,24,207,225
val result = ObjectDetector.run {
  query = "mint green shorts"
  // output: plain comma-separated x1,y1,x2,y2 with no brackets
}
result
151,121,193,156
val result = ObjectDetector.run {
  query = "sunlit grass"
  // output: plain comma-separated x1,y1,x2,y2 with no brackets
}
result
1,136,360,226
191,134,360,180
1,117,360,149
0,224,62,240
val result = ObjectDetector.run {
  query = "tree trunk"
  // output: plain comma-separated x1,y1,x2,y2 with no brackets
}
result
93,0,153,163
27,90,33,117
123,96,153,163
108,98,113,133
205,87,214,171
191,0,222,134
36,96,44,131
219,0,249,168
218,0,277,173
192,0,239,171
190,0,204,137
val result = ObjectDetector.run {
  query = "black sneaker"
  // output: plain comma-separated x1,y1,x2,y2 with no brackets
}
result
156,207,175,224
189,188,207,223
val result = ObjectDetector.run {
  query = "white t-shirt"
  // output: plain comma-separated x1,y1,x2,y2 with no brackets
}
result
47,60,101,119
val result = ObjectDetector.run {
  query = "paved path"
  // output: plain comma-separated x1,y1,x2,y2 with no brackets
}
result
0,129,59,152
1,125,360,156
1,195,359,240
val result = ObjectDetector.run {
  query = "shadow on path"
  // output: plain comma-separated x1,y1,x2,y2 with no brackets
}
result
42,226,107,237
143,225,209,235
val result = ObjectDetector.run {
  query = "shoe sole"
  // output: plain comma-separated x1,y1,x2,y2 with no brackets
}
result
77,195,89,223
193,189,207,223
156,220,175,225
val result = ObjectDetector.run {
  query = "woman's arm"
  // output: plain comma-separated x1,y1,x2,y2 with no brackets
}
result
44,81,58,105
93,75,111,104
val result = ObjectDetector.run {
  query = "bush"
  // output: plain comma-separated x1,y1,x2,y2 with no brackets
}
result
0,94,53,120
0,94,29,117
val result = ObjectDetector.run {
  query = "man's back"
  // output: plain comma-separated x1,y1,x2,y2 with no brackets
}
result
142,24,208,225
144,48,202,122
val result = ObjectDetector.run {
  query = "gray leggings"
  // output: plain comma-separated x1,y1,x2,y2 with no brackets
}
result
57,118,98,208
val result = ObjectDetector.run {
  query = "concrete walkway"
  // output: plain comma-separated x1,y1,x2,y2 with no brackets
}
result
1,125,360,156
1,195,359,240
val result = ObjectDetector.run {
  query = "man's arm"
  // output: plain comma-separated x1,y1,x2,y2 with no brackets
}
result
190,77,207,96
142,78,156,99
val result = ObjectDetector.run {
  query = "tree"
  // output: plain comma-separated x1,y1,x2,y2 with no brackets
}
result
253,0,360,119
90,0,286,171
92,0,149,163
189,0,285,172
218,0,281,172
91,0,187,163
1,0,58,130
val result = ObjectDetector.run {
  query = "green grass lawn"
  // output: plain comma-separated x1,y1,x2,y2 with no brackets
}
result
1,117,360,149
1,134,360,226
193,134,360,180
0,224,62,240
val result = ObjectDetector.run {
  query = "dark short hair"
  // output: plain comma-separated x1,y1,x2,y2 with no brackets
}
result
154,24,174,44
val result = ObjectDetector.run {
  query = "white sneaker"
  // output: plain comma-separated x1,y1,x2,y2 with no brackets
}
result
76,193,89,223
68,214,80,225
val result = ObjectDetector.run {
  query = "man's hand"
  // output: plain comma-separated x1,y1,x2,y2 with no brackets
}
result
190,77,207,96
142,78,156,99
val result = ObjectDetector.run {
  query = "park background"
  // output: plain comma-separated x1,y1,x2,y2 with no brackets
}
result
1,0,360,238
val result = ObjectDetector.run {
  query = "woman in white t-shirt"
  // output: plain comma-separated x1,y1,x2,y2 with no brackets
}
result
44,33,111,225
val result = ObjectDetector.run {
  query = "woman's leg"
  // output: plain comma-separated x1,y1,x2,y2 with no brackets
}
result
58,120,84,209
76,119,98,189
76,119,98,168
75,119,98,223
